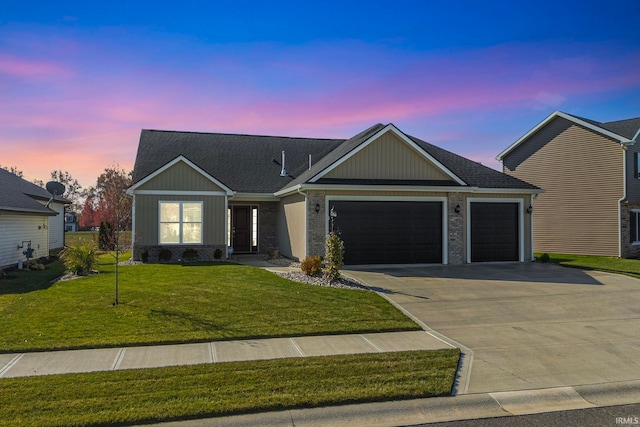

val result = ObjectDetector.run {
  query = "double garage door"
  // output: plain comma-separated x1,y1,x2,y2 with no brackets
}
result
331,201,443,265
330,200,520,265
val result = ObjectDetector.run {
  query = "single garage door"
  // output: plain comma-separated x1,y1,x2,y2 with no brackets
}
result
331,201,443,265
470,202,519,262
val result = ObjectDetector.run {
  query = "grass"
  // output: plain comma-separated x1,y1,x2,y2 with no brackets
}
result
0,254,419,352
0,236,454,427
0,349,460,427
538,252,640,279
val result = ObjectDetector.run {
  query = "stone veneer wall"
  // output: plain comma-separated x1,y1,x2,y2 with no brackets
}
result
133,244,227,263
257,201,278,254
447,193,465,264
621,203,640,259
306,190,327,257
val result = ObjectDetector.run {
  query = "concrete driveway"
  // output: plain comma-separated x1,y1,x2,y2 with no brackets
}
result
344,263,640,395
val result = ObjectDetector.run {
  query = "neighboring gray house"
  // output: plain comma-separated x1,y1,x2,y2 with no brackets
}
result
0,169,68,268
128,123,541,265
497,111,640,258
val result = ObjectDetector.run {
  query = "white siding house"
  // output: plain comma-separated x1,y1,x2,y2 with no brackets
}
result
0,169,68,268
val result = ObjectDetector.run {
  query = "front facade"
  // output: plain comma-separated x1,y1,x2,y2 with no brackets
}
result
129,124,540,265
498,111,640,258
0,169,67,268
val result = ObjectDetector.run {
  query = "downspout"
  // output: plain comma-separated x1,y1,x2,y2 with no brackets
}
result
530,194,537,261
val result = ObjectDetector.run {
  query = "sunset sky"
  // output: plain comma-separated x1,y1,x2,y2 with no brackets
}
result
2,1,639,188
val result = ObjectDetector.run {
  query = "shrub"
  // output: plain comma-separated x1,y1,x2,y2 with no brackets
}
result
182,248,199,262
539,253,550,263
158,248,172,263
140,250,149,263
323,232,344,282
301,255,322,276
60,243,98,275
214,248,222,260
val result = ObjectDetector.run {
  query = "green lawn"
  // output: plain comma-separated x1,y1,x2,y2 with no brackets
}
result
0,255,419,352
0,349,460,427
538,253,640,279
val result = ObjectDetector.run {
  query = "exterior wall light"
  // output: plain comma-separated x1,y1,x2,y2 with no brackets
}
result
527,205,533,214
454,204,461,214
315,203,320,213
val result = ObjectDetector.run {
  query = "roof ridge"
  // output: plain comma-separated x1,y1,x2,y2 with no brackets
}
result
141,128,345,142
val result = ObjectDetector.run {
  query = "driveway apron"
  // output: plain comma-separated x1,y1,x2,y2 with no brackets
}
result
345,263,640,394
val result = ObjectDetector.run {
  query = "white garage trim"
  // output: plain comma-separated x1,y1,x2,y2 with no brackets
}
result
325,195,448,264
466,198,524,263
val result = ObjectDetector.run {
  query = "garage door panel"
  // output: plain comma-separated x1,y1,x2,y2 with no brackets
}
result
331,201,443,265
470,202,519,262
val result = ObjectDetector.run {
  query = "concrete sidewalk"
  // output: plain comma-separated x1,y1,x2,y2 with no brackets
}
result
0,330,451,378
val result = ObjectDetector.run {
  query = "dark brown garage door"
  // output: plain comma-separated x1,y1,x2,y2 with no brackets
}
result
470,202,519,262
331,201,443,265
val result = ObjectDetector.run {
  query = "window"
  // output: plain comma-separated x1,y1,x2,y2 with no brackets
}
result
159,201,202,244
635,153,640,179
632,210,640,244
252,207,258,249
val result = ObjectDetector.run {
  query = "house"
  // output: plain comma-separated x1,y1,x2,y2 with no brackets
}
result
497,111,640,258
64,212,78,232
0,169,68,268
128,123,541,265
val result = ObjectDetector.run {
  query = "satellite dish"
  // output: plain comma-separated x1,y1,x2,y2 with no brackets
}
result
46,181,66,196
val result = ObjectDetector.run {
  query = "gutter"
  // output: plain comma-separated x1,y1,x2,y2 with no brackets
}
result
275,183,543,198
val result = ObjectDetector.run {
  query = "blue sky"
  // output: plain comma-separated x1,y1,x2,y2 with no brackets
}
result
1,1,639,186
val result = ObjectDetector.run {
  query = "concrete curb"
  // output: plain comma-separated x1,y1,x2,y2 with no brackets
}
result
153,381,640,426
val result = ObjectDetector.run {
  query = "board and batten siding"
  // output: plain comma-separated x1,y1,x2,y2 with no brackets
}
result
503,117,624,256
277,193,306,260
136,160,225,192
0,214,50,267
134,194,226,245
324,132,451,181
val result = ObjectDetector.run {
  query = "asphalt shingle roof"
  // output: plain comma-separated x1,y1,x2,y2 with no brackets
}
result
132,125,539,194
0,169,62,215
564,113,640,140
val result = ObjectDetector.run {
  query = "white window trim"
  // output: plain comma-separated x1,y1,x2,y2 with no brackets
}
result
158,201,203,245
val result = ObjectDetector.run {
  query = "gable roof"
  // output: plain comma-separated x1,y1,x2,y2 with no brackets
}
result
132,130,344,193
497,111,640,161
132,124,539,195
0,169,65,215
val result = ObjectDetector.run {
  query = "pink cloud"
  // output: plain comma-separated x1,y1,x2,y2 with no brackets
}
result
0,54,73,80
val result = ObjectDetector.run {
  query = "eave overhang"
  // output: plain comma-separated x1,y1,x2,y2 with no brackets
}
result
497,111,635,161
274,183,543,198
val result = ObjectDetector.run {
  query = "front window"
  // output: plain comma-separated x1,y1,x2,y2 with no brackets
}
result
160,201,202,244
632,210,640,244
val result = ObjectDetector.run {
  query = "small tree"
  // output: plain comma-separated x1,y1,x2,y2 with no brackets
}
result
323,232,344,282
98,221,115,251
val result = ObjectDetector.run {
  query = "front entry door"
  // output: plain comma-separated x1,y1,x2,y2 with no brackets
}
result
232,206,251,252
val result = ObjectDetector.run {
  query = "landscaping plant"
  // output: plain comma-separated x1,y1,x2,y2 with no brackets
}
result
60,242,98,276
301,255,322,276
324,232,344,282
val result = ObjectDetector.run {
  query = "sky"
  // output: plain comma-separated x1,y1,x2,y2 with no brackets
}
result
1,1,639,188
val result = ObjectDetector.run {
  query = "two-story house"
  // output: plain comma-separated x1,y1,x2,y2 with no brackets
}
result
497,111,640,257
